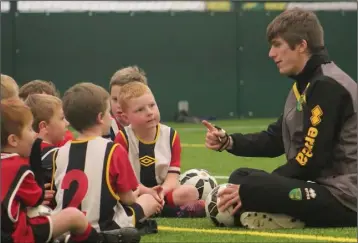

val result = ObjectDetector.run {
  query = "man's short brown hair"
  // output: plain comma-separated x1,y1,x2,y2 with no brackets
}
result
118,81,153,112
62,82,109,132
266,8,324,53
25,93,63,132
1,74,19,100
109,66,148,91
1,98,33,147
19,80,60,100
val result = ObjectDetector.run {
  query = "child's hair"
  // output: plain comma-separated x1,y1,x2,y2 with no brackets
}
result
109,66,148,91
62,82,110,132
1,74,19,100
1,98,33,147
118,81,153,111
25,93,63,133
19,80,60,100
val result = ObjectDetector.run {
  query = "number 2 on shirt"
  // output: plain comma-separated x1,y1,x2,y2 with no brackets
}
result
61,169,88,215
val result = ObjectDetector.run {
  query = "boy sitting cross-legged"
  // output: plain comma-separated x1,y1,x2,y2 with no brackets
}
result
53,82,161,238
114,82,206,218
1,98,126,243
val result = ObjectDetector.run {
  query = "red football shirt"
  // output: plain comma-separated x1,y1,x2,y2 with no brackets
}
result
109,144,139,193
1,153,48,243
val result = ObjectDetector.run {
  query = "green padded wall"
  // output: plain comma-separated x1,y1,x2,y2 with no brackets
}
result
1,11,356,120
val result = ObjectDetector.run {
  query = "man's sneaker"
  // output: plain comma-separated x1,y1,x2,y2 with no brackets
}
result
240,212,305,230
99,228,141,243
136,219,158,235
177,200,206,218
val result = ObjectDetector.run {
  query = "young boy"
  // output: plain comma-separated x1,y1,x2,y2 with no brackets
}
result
25,93,69,185
114,82,205,218
1,74,19,100
1,98,127,243
53,82,161,234
19,79,74,146
106,66,148,140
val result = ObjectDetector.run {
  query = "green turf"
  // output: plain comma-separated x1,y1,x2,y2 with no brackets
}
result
71,119,356,242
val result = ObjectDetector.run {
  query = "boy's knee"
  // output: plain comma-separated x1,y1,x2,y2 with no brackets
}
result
178,185,199,200
62,207,86,222
138,194,161,209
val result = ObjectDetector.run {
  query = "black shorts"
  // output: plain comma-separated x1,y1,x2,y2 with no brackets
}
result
29,216,53,243
123,203,145,226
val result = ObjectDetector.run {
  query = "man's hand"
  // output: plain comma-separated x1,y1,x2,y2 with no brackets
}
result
42,183,55,206
202,120,231,151
217,184,242,215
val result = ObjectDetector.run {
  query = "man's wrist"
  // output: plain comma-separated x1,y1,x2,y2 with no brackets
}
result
225,135,233,150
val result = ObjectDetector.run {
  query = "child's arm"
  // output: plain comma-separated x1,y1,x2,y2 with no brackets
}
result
114,130,128,149
17,169,44,207
109,144,138,205
162,130,181,195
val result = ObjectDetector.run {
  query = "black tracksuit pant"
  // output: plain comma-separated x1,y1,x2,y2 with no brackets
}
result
229,168,356,227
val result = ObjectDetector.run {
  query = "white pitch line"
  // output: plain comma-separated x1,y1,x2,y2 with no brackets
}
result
213,176,229,179
177,125,266,132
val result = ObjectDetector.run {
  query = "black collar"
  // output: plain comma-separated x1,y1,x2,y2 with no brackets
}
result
289,47,331,89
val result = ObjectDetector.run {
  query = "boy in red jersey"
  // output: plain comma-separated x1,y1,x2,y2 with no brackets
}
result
25,93,69,193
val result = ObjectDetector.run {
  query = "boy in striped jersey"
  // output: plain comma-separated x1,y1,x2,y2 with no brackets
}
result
114,82,206,218
105,66,148,141
53,82,161,238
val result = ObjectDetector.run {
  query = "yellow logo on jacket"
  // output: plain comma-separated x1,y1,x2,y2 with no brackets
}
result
310,105,323,126
296,105,323,166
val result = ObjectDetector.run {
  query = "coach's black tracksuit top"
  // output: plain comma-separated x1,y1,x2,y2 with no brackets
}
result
227,48,357,212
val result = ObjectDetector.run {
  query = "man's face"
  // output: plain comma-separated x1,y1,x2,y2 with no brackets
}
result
268,37,307,76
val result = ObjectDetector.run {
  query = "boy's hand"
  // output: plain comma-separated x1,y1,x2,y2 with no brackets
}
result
151,185,164,205
42,183,55,206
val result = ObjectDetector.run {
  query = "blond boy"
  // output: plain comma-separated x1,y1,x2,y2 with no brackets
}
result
114,82,206,218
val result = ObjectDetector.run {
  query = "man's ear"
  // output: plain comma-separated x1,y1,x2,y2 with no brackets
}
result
7,134,19,147
297,39,308,54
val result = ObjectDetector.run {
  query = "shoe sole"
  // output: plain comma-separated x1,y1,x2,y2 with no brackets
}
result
240,212,305,230
101,228,141,243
